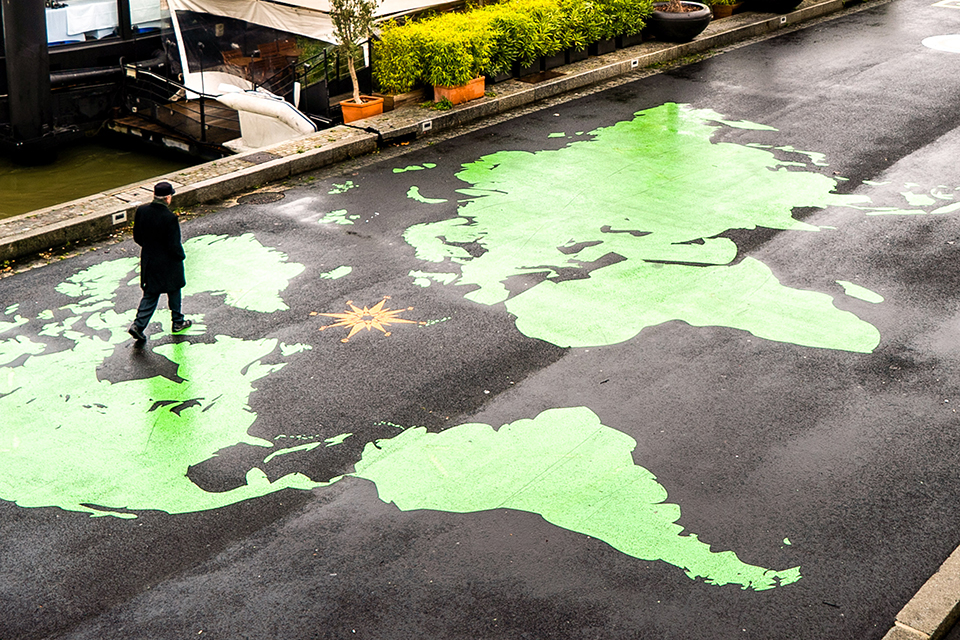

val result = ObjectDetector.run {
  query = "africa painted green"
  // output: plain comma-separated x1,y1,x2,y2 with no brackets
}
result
403,103,882,351
353,407,800,591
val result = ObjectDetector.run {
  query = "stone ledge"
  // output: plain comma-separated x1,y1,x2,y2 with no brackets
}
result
894,546,960,639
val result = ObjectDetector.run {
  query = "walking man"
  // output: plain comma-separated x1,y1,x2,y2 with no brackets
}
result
128,182,192,343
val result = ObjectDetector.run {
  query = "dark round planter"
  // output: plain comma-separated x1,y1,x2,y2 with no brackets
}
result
748,0,803,12
648,2,712,43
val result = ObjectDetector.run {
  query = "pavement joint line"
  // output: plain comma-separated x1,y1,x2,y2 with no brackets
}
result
0,0,873,266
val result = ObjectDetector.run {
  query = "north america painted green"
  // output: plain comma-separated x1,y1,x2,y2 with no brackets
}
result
404,103,880,351
0,234,324,517
352,407,800,591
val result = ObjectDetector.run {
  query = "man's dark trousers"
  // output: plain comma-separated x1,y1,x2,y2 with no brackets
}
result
133,290,185,332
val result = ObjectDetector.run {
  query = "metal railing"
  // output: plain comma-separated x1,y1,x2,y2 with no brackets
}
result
120,64,229,146
250,44,373,118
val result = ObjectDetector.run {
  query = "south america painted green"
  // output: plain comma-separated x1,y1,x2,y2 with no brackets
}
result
352,407,800,591
404,103,880,351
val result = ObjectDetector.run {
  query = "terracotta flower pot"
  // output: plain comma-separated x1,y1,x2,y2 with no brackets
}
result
340,95,384,123
711,2,743,18
433,76,485,106
649,2,712,43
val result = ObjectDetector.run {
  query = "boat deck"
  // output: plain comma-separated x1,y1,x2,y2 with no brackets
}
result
108,100,241,158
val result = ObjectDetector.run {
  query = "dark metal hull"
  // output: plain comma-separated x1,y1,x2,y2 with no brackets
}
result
0,22,161,159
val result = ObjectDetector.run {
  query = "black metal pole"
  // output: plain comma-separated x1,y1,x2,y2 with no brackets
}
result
118,0,133,40
1,0,52,148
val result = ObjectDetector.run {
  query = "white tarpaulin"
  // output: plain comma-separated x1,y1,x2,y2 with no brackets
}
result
167,0,450,43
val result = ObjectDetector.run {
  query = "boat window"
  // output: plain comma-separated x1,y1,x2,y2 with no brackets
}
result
45,0,162,47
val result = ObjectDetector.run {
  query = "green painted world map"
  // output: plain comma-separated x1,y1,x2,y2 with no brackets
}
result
3,103,957,591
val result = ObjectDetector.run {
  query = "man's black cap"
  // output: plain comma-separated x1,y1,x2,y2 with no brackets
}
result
154,182,176,197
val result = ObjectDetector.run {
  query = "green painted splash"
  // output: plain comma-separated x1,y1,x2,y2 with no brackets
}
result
328,181,357,194
0,234,325,517
352,407,800,591
325,432,353,446
0,314,26,334
395,163,438,174
837,280,884,304
901,191,936,207
409,270,458,287
933,202,960,215
406,186,448,204
320,266,353,280
403,103,879,351
319,209,360,225
263,441,325,463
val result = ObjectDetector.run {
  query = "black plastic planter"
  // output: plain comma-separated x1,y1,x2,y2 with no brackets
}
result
588,38,616,56
543,51,566,71
616,32,644,49
648,2,712,43
566,47,589,64
484,69,512,84
513,59,542,78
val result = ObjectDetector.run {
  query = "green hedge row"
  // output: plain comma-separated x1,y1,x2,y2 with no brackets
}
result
374,0,654,93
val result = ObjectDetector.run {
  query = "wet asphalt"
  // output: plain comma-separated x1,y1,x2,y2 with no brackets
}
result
4,1,960,638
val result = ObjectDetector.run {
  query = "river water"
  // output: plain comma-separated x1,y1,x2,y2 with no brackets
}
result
0,138,195,220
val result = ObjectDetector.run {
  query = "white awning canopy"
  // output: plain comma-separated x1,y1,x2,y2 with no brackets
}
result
166,0,449,43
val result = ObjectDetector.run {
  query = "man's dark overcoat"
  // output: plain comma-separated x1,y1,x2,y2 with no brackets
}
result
133,199,186,293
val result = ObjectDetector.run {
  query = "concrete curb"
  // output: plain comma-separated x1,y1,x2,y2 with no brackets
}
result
0,0,853,264
882,547,960,640
0,126,377,262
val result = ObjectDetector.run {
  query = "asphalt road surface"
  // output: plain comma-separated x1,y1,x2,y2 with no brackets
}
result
3,1,960,638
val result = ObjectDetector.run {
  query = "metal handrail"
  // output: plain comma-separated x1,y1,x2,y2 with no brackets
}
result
120,62,233,148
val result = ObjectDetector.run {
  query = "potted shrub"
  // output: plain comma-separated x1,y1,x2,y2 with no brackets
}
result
587,0,618,56
648,0,712,42
372,20,428,108
330,0,384,123
422,13,491,105
605,0,653,49
558,0,595,63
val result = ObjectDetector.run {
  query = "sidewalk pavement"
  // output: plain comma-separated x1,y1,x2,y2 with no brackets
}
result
4,1,960,637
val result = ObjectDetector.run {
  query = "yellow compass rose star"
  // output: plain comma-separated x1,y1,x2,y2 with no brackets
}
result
318,297,424,342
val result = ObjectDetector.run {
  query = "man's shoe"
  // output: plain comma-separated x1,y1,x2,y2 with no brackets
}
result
172,320,193,333
128,324,147,342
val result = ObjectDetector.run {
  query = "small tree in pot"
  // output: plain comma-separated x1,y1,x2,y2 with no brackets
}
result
330,0,384,121
648,0,712,42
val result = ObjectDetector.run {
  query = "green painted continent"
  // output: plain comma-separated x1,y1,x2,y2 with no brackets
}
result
353,407,800,591
404,103,879,351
